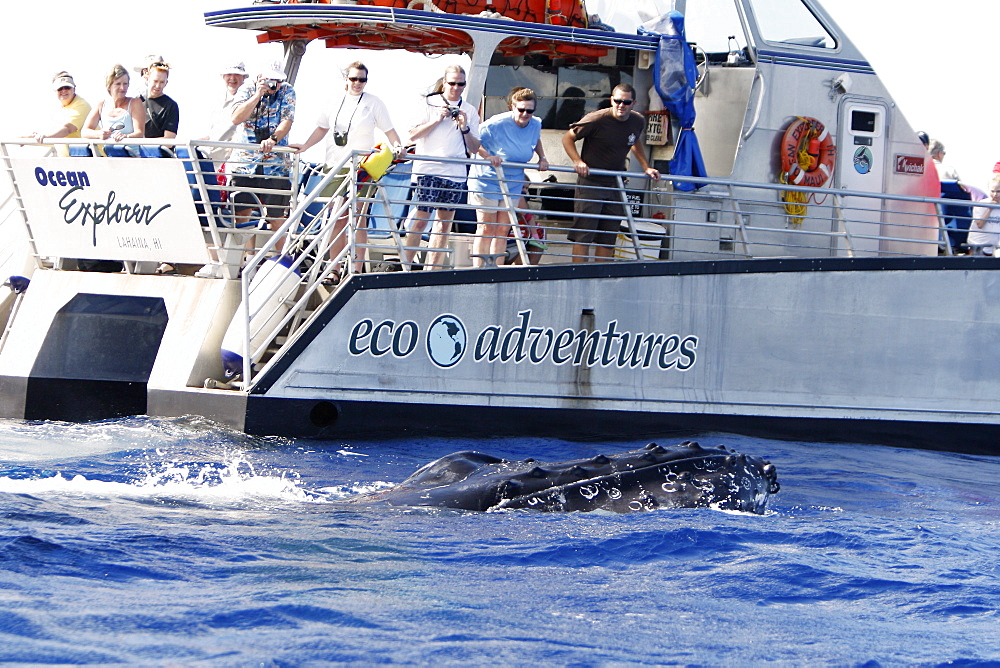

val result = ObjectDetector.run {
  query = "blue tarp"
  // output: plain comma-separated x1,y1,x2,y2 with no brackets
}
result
638,11,707,192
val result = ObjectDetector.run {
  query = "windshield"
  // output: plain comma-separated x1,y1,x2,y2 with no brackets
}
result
591,0,747,55
585,0,672,33
749,0,836,49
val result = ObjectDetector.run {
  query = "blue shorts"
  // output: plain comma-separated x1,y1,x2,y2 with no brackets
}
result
415,175,465,213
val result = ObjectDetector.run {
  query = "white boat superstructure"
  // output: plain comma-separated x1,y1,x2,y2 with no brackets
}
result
1,0,997,453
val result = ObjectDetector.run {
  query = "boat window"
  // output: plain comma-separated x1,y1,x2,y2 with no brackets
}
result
682,0,748,55
851,110,877,133
484,54,635,129
750,0,836,49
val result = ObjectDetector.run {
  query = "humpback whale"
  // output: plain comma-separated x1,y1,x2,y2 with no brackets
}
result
349,441,780,514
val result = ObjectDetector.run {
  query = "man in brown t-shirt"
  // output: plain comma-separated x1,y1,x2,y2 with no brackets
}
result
562,83,660,262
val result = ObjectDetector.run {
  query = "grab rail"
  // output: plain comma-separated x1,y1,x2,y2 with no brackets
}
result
4,136,999,391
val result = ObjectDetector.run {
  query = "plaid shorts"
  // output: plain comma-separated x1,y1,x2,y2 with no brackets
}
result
415,175,465,213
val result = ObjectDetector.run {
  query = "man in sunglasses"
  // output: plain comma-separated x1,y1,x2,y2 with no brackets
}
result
141,61,179,140
294,62,402,169
293,61,403,275
562,83,660,262
401,64,481,269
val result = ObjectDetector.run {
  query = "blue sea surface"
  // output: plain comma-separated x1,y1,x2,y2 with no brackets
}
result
0,417,998,665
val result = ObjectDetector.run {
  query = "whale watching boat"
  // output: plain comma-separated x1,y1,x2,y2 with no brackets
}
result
2,0,997,454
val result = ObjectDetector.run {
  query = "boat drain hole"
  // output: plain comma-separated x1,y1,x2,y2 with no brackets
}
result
309,401,339,428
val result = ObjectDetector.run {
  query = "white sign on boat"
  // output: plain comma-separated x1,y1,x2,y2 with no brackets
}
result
11,157,209,264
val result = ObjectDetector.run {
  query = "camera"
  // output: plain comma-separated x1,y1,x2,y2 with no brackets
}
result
267,80,279,91
447,106,461,119
333,131,348,147
254,127,275,143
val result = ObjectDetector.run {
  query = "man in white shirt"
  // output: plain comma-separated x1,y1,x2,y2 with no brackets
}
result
293,62,403,275
400,64,481,270
204,61,249,165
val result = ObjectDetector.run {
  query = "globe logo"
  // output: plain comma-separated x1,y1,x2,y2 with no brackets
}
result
426,314,467,368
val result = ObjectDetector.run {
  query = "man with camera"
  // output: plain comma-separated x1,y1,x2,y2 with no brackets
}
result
292,62,403,276
401,64,481,270
229,60,297,244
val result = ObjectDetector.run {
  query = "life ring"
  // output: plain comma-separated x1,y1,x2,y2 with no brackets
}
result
780,117,836,188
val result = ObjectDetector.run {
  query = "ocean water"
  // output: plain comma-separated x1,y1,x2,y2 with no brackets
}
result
0,417,998,665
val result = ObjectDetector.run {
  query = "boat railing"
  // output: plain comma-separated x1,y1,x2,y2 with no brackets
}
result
0,137,306,277
4,137,1000,389
231,149,1000,387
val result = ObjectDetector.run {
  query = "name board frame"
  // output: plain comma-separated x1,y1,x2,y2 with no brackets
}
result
11,157,211,264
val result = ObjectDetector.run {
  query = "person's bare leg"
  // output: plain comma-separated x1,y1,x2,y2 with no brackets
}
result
571,242,591,263
472,208,497,268
353,227,369,273
594,243,614,261
423,211,451,270
327,207,350,271
402,208,431,267
488,217,511,265
264,206,286,253
424,209,455,270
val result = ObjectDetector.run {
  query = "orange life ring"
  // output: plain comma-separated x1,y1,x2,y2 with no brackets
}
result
780,117,836,188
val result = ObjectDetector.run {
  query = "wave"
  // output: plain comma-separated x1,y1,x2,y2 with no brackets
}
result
0,456,318,505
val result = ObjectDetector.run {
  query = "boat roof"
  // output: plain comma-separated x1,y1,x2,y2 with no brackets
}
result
205,4,658,62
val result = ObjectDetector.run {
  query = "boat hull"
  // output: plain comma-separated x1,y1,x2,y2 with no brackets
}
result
3,258,998,454
242,257,1000,453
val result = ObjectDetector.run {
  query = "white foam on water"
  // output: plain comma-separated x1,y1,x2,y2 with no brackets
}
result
0,456,323,505
0,415,257,462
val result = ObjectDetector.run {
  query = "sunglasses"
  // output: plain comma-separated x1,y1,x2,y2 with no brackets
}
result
445,81,467,87
612,98,634,105
515,107,535,114
348,77,368,83
56,86,73,92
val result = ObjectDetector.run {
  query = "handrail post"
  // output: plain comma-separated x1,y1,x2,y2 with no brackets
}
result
496,164,528,266
241,264,252,386
832,193,856,257
936,199,955,257
724,185,754,258
617,174,642,258
347,154,358,277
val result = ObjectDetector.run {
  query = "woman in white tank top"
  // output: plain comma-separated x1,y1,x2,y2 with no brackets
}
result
82,63,145,143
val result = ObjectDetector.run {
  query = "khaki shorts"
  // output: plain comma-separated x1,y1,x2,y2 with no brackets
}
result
468,191,502,208
319,166,377,200
567,181,626,247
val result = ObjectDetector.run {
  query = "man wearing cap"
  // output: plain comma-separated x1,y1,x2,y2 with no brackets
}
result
140,60,179,139
230,60,296,240
203,61,249,164
25,72,91,154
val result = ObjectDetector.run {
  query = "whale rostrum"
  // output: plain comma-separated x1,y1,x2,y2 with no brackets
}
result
349,441,780,514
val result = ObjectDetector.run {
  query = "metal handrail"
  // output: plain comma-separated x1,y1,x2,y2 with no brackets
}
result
5,137,1000,391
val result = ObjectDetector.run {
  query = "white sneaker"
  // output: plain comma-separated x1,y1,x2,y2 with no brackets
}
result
195,264,221,278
